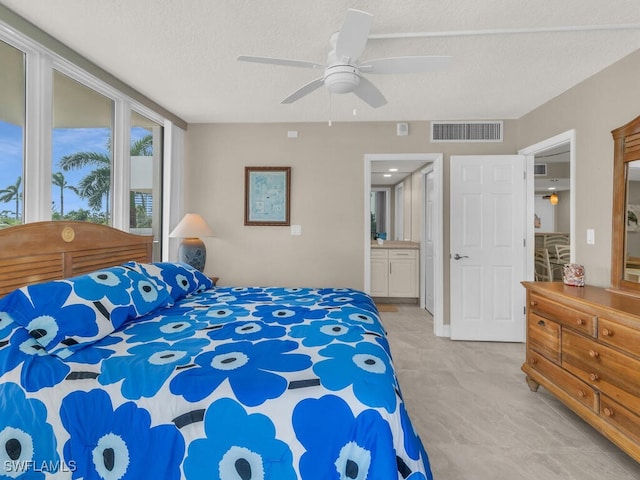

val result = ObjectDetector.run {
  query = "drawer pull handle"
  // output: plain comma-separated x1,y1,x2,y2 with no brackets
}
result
530,300,537,307
604,407,614,417
589,350,600,358
589,373,599,382
577,390,585,398
601,328,612,337
537,320,546,327
576,318,585,326
531,358,538,365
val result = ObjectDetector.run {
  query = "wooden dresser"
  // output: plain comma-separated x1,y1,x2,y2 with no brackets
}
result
522,281,640,461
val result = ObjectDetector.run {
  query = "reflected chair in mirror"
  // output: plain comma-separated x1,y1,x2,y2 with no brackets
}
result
552,244,571,280
534,248,553,282
544,233,569,256
555,244,570,263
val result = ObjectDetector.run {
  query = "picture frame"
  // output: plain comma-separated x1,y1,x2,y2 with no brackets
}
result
244,166,291,226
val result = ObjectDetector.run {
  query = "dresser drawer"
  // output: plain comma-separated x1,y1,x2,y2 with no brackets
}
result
527,350,598,412
598,317,640,359
528,313,560,363
388,249,416,260
601,394,640,445
529,292,597,337
562,329,640,402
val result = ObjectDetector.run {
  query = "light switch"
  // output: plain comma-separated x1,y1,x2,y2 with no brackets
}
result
291,225,302,236
586,229,595,245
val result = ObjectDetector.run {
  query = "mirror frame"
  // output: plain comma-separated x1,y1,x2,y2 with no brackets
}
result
611,115,640,294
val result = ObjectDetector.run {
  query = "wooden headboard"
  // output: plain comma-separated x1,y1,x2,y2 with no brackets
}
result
0,221,153,297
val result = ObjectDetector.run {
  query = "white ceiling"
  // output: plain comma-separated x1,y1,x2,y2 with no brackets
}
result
1,0,640,125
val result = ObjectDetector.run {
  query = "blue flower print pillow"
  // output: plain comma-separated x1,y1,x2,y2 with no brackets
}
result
127,262,213,301
0,266,173,358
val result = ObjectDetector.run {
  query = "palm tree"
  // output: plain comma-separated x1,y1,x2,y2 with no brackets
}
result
52,172,77,217
59,134,153,224
0,176,22,220
59,151,111,221
130,134,153,225
131,135,153,156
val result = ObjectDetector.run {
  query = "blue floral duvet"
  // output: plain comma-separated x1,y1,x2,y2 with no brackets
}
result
0,262,432,480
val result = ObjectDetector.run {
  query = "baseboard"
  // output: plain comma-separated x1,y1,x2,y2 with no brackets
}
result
372,297,419,304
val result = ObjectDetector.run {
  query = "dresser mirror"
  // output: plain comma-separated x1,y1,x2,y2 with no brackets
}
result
611,115,640,294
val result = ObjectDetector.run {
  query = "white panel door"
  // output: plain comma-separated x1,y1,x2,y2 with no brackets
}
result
450,155,526,341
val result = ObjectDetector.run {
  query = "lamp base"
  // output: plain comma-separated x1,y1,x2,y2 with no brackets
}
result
178,238,206,272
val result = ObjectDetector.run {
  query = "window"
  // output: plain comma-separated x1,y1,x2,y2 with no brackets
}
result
52,70,114,224
0,12,176,251
0,39,25,226
130,110,163,260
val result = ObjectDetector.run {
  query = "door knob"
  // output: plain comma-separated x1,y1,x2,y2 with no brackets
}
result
453,253,469,260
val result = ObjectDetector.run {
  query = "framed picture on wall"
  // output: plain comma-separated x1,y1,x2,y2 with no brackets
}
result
244,166,291,226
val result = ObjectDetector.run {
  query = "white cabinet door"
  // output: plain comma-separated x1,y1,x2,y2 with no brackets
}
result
370,258,389,296
389,259,418,297
388,249,418,297
370,250,389,297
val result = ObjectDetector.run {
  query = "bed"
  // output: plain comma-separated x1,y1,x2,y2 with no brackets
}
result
0,221,432,480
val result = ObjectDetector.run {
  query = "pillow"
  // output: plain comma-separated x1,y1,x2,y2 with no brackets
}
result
126,262,213,301
0,265,173,358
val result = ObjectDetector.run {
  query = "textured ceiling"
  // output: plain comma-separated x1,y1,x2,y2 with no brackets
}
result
2,0,640,124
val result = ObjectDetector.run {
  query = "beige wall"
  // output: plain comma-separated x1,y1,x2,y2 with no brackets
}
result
517,48,640,287
184,122,517,289
183,47,639,305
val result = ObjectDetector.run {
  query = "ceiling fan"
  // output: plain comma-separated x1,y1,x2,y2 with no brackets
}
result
237,9,452,108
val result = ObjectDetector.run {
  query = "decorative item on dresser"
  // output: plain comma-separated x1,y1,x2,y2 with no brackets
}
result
169,213,215,272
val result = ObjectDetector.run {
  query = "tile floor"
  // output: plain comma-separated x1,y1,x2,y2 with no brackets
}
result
382,304,640,480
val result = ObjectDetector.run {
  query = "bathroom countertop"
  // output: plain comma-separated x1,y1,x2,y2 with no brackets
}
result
371,240,419,249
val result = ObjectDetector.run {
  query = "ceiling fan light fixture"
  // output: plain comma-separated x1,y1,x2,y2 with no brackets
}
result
238,9,453,108
324,65,360,94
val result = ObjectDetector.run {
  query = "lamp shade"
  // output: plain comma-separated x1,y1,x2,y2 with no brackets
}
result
169,214,214,272
169,213,215,238
549,193,559,205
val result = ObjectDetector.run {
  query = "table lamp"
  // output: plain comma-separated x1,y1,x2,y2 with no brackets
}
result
169,213,215,272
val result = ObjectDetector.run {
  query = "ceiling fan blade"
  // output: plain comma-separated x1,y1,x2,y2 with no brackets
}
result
281,77,325,104
360,56,453,74
238,55,325,70
355,76,387,108
335,9,373,62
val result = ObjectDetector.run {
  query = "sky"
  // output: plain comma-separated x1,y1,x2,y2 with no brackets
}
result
0,121,149,218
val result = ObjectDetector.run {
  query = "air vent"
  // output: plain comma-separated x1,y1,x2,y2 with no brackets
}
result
431,121,503,142
534,164,547,176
